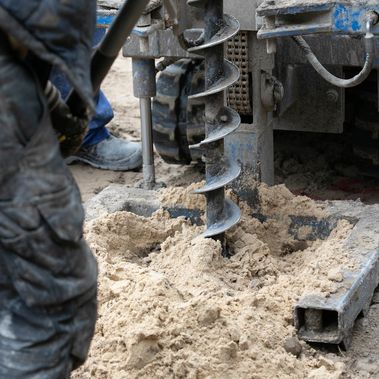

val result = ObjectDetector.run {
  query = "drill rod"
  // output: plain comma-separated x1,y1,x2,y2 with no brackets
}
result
140,97,155,188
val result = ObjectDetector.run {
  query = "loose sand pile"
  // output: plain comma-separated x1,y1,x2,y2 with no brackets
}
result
159,182,206,210
73,184,354,379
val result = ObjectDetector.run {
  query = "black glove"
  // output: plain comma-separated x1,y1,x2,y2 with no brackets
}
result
50,101,89,158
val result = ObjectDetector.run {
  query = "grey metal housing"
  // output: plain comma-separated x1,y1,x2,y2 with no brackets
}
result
124,0,379,191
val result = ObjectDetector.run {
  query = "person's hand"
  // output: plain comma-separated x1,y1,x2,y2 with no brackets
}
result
50,101,89,158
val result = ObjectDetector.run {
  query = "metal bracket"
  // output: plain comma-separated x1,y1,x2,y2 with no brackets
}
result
97,8,118,28
257,1,379,39
294,201,379,348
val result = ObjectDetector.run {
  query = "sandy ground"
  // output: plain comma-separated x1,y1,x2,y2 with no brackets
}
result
70,57,379,378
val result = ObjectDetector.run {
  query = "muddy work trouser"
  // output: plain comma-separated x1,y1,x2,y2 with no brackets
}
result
0,35,98,378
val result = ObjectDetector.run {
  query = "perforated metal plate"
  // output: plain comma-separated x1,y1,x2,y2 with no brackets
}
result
226,32,252,117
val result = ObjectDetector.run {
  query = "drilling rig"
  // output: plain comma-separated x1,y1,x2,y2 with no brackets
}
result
96,0,379,350
108,0,379,235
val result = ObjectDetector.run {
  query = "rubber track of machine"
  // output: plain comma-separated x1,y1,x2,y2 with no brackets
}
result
187,0,241,239
152,60,190,164
153,59,205,164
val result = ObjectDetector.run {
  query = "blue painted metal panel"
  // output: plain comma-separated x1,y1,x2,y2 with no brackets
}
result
97,9,117,28
258,1,379,38
332,4,378,34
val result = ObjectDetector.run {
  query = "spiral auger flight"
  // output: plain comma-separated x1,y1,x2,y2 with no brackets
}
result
187,0,241,242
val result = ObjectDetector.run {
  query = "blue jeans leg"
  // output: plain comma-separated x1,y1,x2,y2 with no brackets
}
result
82,91,112,146
50,27,113,148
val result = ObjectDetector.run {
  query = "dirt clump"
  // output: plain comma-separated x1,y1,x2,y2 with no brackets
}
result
158,182,206,210
258,183,327,219
73,184,354,379
85,209,186,263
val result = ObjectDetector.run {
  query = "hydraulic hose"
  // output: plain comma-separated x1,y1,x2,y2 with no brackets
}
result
292,12,378,88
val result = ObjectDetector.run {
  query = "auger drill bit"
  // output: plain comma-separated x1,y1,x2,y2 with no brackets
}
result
187,0,241,245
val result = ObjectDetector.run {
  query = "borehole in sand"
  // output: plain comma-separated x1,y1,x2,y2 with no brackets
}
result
75,183,355,379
